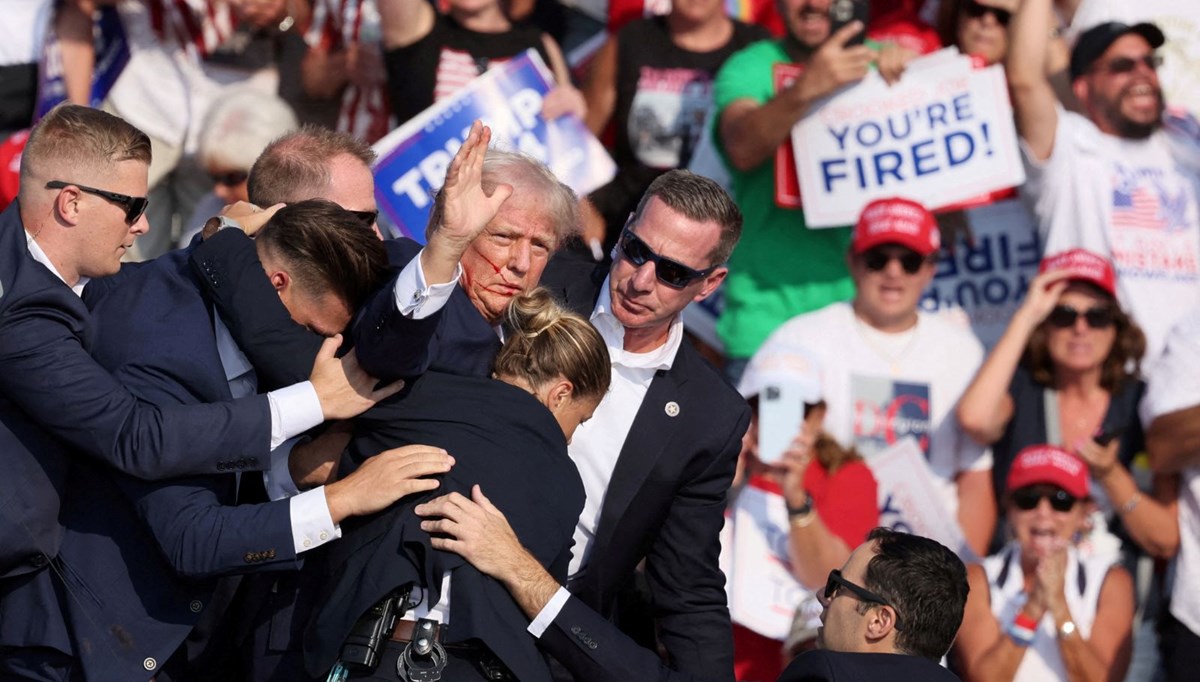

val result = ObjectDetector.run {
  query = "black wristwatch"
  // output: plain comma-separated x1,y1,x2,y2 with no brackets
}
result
786,493,813,518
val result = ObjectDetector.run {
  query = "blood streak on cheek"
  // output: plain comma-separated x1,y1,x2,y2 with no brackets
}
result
470,243,516,286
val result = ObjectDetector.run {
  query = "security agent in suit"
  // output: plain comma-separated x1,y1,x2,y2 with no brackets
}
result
306,290,610,681
421,497,969,682
31,201,441,681
542,169,750,681
0,107,384,678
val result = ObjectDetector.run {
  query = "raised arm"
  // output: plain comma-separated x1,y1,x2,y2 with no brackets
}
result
718,21,871,172
1006,0,1062,161
958,270,1072,444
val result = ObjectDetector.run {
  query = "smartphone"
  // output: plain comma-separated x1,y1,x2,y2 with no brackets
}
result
757,382,808,465
829,0,869,47
1093,425,1127,447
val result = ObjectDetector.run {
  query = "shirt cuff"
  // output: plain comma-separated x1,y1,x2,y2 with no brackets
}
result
264,436,304,501
267,381,323,450
527,586,572,638
290,486,342,554
392,249,460,320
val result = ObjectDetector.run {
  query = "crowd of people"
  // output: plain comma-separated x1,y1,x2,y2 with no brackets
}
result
2,0,1200,682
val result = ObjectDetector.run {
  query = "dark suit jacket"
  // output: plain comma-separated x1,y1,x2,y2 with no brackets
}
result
538,599,962,682
189,230,501,386
27,246,305,681
556,275,751,682
305,372,584,682
0,202,271,578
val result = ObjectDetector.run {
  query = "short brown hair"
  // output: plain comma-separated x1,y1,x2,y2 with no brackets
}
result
256,199,390,311
1023,286,1146,393
248,126,376,206
632,170,743,266
19,104,151,193
494,288,610,401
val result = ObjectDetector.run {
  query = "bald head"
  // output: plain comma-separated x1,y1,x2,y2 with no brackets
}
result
247,126,376,207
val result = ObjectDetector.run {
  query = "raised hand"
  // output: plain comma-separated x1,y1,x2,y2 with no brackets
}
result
795,21,874,103
309,337,405,420
324,444,454,523
1016,269,1073,325
421,121,513,284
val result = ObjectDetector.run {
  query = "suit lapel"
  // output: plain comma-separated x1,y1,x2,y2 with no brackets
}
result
591,349,691,584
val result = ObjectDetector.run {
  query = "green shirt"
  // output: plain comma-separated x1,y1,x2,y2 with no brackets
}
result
712,39,855,359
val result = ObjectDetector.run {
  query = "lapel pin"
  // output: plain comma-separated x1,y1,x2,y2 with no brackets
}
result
665,401,680,417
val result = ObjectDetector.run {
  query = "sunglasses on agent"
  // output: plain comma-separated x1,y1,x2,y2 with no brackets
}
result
1093,54,1162,76
618,227,718,289
45,180,149,226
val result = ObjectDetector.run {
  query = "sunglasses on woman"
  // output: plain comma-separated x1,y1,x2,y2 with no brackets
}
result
1011,486,1079,512
619,227,717,288
962,0,1010,25
1047,304,1115,329
45,180,149,225
209,170,249,187
861,248,930,275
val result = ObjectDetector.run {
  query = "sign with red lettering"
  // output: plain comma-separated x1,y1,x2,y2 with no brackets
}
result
773,62,804,209
850,375,931,459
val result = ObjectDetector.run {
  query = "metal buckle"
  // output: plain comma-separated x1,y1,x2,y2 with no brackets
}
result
396,619,447,681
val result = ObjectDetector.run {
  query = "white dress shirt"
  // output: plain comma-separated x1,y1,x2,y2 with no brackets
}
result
529,278,683,637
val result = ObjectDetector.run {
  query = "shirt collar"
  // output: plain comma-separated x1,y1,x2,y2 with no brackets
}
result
590,276,682,371
26,232,89,297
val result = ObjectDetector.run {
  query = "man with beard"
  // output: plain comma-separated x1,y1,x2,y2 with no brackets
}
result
1007,1,1200,367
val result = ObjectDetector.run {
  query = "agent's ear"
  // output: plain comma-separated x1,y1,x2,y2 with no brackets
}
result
268,270,290,294
864,604,899,644
549,378,574,410
53,185,84,227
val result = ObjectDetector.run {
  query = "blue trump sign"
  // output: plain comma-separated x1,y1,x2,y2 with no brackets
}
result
372,50,615,241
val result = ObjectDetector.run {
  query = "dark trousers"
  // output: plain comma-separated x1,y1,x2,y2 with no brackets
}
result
1160,610,1200,682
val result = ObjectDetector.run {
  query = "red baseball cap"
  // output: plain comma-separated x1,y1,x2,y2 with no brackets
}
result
0,130,27,212
851,197,940,256
1006,445,1089,498
1038,249,1117,296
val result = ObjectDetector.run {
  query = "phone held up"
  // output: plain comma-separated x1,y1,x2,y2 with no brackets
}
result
829,0,869,47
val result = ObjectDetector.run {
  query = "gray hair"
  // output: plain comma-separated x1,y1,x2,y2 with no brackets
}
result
198,90,298,172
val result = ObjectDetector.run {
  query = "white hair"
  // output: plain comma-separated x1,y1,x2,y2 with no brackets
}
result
198,89,299,172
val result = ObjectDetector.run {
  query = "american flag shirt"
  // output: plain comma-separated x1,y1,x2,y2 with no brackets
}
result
305,0,392,143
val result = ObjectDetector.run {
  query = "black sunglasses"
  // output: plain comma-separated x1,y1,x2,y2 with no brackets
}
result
962,0,1010,25
619,227,717,288
1012,485,1079,512
861,248,930,275
209,170,249,187
824,570,903,629
349,209,379,227
46,180,149,225
1047,304,1114,329
1094,54,1162,76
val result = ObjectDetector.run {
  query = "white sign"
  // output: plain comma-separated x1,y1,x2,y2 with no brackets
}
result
866,437,975,561
920,199,1043,349
792,49,1025,228
721,479,821,641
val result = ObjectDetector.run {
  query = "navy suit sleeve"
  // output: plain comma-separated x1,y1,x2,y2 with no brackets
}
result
540,596,711,682
775,650,836,682
645,402,750,682
351,239,442,382
189,228,322,389
115,474,299,579
0,293,272,479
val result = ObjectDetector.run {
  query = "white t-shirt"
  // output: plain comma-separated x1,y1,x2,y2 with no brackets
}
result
1020,108,1200,367
0,0,52,65
744,302,991,520
1140,306,1200,636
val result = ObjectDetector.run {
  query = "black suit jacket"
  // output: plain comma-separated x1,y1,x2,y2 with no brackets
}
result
557,274,751,681
305,372,584,681
0,202,271,584
538,600,962,682
189,231,505,386
27,247,302,681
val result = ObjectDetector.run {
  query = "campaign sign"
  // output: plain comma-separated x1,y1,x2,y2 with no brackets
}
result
867,438,974,560
921,199,1043,349
850,375,931,459
791,50,1025,227
721,477,820,640
371,50,615,242
36,6,130,119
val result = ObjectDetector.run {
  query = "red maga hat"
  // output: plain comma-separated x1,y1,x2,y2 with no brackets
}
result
1007,445,1090,498
1038,249,1117,296
851,197,940,256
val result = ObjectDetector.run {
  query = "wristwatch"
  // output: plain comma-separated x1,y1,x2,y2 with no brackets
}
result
201,215,242,240
787,493,816,528
1058,620,1078,639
